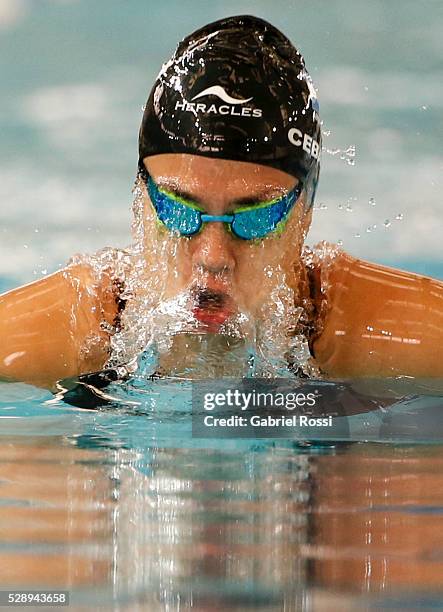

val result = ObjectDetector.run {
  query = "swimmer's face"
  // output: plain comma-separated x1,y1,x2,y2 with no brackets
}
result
140,153,311,324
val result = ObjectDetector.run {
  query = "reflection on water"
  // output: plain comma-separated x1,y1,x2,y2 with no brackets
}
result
0,439,112,592
1,396,443,610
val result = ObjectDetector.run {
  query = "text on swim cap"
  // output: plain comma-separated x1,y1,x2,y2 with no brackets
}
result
175,100,262,118
288,128,320,160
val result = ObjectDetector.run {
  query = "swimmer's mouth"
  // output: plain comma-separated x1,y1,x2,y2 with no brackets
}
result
191,287,233,327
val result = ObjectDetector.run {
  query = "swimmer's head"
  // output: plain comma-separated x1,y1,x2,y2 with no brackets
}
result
138,15,321,208
134,16,319,335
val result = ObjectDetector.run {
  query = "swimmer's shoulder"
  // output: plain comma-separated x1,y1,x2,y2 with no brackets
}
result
0,262,120,388
307,243,443,377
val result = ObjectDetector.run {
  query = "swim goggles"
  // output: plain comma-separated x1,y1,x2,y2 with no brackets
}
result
142,171,303,240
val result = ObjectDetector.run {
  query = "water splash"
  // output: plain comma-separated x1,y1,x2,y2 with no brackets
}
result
315,202,328,211
323,144,356,166
69,174,323,381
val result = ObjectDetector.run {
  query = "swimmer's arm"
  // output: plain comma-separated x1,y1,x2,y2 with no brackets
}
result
0,265,116,389
313,252,443,377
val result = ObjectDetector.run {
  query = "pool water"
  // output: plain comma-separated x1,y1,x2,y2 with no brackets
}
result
1,377,443,610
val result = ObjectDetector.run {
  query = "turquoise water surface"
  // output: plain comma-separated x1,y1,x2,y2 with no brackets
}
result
1,376,443,609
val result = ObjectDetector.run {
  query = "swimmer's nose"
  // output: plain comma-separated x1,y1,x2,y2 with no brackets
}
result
192,221,235,276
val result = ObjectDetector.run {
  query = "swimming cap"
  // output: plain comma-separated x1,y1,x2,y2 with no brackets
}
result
139,15,321,207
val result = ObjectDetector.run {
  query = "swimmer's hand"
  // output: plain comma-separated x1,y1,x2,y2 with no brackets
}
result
0,265,117,389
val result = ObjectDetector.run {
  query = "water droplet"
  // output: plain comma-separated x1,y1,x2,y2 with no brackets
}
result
346,204,353,212
395,213,403,221
354,233,361,238
372,224,377,230
366,325,374,332
384,219,391,228
41,269,47,275
23,244,28,249
345,145,356,157
369,197,376,206
338,203,343,210
327,147,339,156
364,86,369,92
366,226,372,233
421,105,428,110
319,203,328,210
337,239,343,246
322,129,331,137
34,228,39,233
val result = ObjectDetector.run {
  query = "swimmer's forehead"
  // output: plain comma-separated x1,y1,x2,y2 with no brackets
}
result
144,154,298,205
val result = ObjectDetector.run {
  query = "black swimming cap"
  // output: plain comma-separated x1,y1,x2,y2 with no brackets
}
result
139,15,322,207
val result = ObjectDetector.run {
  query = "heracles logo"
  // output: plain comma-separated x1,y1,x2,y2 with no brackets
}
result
175,85,262,118
191,86,252,105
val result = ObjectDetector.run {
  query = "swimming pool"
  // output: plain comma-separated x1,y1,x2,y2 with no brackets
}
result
2,1,443,609
1,0,442,284
1,374,443,609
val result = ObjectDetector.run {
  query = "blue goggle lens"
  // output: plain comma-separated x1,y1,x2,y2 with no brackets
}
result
145,172,300,240
147,177,202,236
231,193,296,239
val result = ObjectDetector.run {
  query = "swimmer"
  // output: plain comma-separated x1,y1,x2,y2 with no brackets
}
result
0,15,442,388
